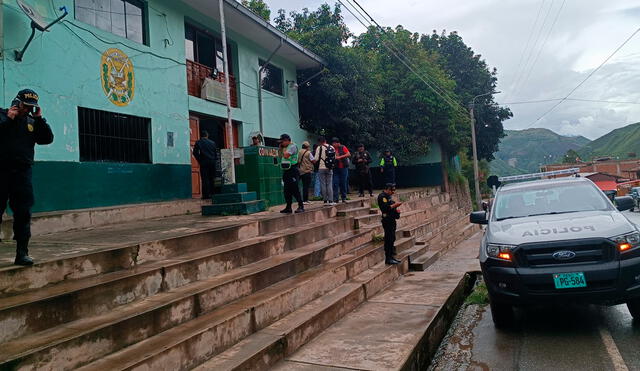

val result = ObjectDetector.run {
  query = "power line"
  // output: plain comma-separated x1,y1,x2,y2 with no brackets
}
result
525,26,640,128
339,0,469,115
344,0,467,111
503,0,547,102
499,98,640,105
519,0,566,91
509,0,555,100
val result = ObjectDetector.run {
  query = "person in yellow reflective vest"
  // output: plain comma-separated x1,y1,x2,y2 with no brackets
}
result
379,149,397,185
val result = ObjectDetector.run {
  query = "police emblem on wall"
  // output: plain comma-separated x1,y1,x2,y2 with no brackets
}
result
101,48,135,106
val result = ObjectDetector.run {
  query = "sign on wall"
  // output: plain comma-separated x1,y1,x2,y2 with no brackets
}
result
101,48,135,106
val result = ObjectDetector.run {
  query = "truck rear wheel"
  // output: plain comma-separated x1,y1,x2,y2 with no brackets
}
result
489,299,514,328
627,298,640,319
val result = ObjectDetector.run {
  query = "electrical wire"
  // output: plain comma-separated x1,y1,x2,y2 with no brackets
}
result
499,98,640,105
518,0,566,93
339,0,469,115
525,26,640,128
503,0,546,102
509,0,555,100
342,0,465,111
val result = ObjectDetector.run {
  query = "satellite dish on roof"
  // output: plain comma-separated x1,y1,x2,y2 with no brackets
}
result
16,0,49,31
14,1,68,61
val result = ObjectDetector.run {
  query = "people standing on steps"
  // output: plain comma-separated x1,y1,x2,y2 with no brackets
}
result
378,183,403,265
312,136,335,205
0,89,54,266
278,134,305,214
352,144,373,197
298,141,315,205
193,130,218,200
380,149,398,185
331,137,350,203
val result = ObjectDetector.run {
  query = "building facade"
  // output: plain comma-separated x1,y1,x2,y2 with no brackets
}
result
1,0,323,213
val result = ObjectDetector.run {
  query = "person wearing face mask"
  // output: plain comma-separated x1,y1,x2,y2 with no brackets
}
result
0,89,54,265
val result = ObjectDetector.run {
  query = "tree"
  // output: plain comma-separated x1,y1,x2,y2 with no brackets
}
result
421,31,512,161
563,149,580,163
242,0,271,21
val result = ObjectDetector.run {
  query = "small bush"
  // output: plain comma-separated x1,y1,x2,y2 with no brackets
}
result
372,234,384,242
465,281,489,305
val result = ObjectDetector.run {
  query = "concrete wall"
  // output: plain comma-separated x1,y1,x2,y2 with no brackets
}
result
1,0,312,212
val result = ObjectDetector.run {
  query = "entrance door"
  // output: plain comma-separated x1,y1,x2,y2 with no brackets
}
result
189,117,201,198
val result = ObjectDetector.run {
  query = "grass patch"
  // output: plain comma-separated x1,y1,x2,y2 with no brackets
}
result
310,196,324,201
465,281,489,305
372,234,385,243
399,195,408,202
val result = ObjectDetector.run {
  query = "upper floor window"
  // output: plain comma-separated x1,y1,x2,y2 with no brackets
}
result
185,23,232,75
75,0,146,45
259,60,283,96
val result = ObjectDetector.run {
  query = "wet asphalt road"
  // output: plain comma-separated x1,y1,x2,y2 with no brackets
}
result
431,211,640,371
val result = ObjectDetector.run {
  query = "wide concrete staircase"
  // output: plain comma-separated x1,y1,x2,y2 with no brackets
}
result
0,186,476,370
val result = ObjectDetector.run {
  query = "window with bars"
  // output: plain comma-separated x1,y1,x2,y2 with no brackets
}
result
78,107,152,163
75,0,147,45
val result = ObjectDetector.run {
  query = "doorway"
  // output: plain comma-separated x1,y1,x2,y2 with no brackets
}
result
189,113,240,199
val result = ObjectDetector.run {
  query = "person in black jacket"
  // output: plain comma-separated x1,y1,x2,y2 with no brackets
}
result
193,131,218,199
352,144,373,197
377,183,402,265
0,89,54,265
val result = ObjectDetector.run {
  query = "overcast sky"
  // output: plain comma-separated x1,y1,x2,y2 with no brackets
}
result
266,0,640,140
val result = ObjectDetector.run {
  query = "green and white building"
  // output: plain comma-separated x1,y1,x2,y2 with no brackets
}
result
0,0,324,212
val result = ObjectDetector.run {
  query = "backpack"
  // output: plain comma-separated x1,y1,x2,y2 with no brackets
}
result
323,145,336,170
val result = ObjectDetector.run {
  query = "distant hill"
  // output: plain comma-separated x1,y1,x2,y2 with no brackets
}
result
578,122,640,160
490,128,591,176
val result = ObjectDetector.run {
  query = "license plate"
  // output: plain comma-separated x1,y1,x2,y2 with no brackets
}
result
553,272,587,289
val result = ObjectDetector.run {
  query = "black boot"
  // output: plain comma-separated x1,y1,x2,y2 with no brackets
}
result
15,240,34,266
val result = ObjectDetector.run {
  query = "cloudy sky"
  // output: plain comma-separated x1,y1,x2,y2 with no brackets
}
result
266,0,640,140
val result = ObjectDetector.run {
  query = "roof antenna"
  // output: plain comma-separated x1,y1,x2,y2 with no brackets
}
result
14,0,68,62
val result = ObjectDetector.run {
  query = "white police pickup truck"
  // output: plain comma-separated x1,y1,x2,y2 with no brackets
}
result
470,177,640,327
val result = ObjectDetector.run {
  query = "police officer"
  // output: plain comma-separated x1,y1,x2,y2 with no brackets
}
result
0,89,54,265
278,134,304,214
378,183,402,265
380,149,398,185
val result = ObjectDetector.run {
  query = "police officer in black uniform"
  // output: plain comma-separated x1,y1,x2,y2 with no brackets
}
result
0,89,54,265
193,130,218,199
378,183,402,265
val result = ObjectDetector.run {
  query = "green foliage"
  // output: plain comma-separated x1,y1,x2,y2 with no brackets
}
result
447,165,467,185
578,122,640,160
421,31,512,161
563,149,580,164
372,234,385,242
465,281,489,305
242,0,271,21
491,128,590,175
273,5,509,161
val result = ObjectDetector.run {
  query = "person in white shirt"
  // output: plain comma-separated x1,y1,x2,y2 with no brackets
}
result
298,141,315,204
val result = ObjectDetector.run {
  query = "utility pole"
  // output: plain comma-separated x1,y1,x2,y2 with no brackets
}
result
469,104,482,210
470,91,500,209
219,0,235,184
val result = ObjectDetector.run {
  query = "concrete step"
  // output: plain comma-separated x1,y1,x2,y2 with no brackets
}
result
211,191,258,204
0,227,376,369
0,207,341,297
202,199,266,215
193,255,414,371
336,206,373,218
1,199,207,240
71,242,408,370
0,217,354,345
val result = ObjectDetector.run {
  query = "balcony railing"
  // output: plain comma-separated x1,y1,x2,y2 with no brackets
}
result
186,59,238,108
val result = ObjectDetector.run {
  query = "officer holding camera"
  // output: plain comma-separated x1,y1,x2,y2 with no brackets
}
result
0,89,54,265
378,183,402,265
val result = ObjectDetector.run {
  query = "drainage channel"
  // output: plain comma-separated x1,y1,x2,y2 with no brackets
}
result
425,272,485,370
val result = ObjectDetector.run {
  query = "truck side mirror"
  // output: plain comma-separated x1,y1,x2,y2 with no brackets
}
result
615,196,635,212
470,211,488,225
